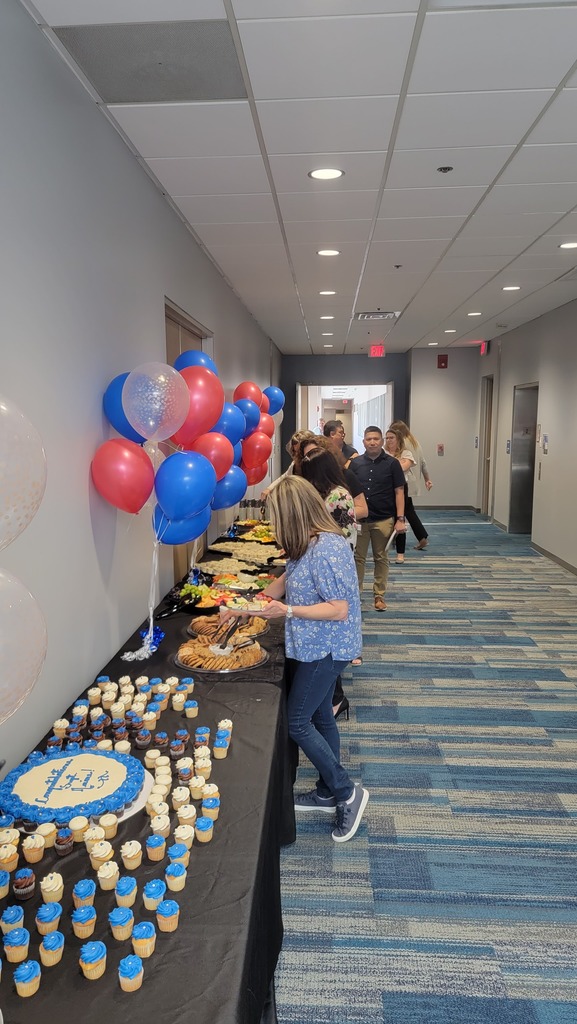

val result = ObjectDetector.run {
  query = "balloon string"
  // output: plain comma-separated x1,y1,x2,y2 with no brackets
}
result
146,538,160,642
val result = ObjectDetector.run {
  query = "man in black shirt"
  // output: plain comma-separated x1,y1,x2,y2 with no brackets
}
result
349,426,407,611
323,420,358,461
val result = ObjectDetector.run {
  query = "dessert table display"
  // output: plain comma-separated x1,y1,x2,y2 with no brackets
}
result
0,522,295,1023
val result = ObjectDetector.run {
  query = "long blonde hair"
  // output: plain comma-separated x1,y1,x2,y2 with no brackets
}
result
267,476,342,561
389,420,418,449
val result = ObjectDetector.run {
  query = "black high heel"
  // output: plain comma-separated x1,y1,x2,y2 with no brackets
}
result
333,697,350,721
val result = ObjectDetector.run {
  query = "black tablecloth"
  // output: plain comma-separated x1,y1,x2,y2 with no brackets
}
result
1,604,295,1024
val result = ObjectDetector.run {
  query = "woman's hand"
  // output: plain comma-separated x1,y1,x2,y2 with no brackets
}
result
425,479,433,491
248,599,288,619
219,606,248,624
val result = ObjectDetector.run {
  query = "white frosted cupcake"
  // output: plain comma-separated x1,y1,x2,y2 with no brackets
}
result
173,824,195,850
165,676,179,693
118,675,132,686
120,841,142,871
69,816,89,843
99,814,118,839
172,693,186,712
218,718,233,733
0,828,20,848
40,872,64,903
144,748,161,769
36,823,57,849
189,775,206,800
194,745,211,761
150,814,171,839
53,718,69,738
195,758,212,779
110,701,125,720
114,740,131,754
156,756,171,771
201,783,220,800
148,801,170,821
22,833,46,864
90,840,114,871
87,687,101,705
177,804,197,827
175,757,194,772
143,712,157,733
97,739,113,750
0,843,18,873
84,826,105,852
97,861,120,891
171,787,190,810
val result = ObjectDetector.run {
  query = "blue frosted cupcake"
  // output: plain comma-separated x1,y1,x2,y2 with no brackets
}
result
39,929,64,967
119,953,144,992
72,905,97,939
0,869,9,900
184,699,198,719
142,879,166,911
0,814,15,830
201,797,220,821
146,833,166,862
3,926,30,964
13,867,36,901
35,901,62,936
165,862,187,892
194,815,214,844
116,876,138,908
79,939,107,980
131,921,156,958
156,899,180,933
73,878,96,909
1,904,24,934
167,843,189,866
109,906,134,941
14,958,41,997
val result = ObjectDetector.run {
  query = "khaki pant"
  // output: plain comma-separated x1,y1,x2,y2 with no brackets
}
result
354,518,395,599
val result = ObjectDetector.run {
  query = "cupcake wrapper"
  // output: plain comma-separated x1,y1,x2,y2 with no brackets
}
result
98,876,118,891
2,854,19,872
119,971,144,992
102,826,118,840
5,945,29,963
15,976,42,997
213,748,227,759
146,848,165,862
42,835,56,849
73,895,95,909
166,875,186,892
195,831,212,844
111,924,133,941
116,892,137,908
23,848,45,864
157,914,179,933
37,918,61,936
185,708,198,718
189,787,203,800
55,842,74,857
40,945,64,967
42,887,64,903
14,882,36,900
132,937,156,958
122,854,142,871
73,921,96,938
142,896,162,911
80,958,106,980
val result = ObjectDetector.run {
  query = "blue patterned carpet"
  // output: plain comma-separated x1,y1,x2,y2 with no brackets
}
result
275,511,577,1024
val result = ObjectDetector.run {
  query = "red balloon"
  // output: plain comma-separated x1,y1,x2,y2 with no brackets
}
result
260,393,270,413
91,439,154,514
233,381,262,407
241,431,273,469
190,432,234,481
242,460,269,485
258,412,275,438
171,366,224,448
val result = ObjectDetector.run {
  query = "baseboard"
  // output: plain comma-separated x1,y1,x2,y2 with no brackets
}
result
492,519,507,532
531,542,577,577
416,505,478,510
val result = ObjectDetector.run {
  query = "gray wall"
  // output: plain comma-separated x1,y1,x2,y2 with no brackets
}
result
0,0,278,771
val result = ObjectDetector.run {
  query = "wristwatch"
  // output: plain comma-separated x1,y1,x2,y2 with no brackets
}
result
396,516,406,522
285,605,294,620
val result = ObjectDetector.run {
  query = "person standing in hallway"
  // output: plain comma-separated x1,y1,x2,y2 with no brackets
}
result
323,420,358,461
384,427,418,564
389,420,432,550
349,426,406,610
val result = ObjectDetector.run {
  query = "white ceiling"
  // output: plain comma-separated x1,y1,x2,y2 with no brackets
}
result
20,0,577,356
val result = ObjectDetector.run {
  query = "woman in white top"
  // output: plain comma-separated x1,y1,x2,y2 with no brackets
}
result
389,420,432,550
384,428,417,564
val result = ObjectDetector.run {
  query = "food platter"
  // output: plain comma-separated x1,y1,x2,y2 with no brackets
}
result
173,649,269,675
186,621,269,640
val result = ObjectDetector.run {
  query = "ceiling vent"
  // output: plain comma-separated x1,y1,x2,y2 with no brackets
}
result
355,311,400,320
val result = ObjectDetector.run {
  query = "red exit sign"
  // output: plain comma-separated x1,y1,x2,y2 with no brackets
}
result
369,344,385,358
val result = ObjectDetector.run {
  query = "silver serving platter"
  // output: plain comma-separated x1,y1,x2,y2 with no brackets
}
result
186,621,269,641
173,649,269,675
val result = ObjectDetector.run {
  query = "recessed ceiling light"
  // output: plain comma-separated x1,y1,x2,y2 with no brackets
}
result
320,316,334,320
317,249,340,256
322,332,333,336
308,168,344,181
444,329,456,333
502,285,520,291
323,344,334,348
319,290,336,295
428,342,438,346
559,241,577,249
467,312,482,317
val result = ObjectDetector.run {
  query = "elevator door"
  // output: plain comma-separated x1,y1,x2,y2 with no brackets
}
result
509,384,538,534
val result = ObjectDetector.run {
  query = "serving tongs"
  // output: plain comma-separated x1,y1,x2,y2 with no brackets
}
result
210,618,243,655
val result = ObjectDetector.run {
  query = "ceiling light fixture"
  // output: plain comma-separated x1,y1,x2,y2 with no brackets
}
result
320,316,334,320
444,329,456,333
319,290,336,295
502,285,520,291
323,344,334,348
317,249,340,256
428,342,439,346
559,241,577,249
322,332,333,336
467,312,482,317
308,168,344,181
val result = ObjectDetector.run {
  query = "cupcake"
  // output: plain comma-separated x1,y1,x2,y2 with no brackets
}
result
213,739,228,759
167,843,189,867
46,736,63,751
156,755,171,772
148,799,170,820
33,824,55,851
189,776,206,800
135,729,151,749
72,878,96,908
194,745,211,761
39,930,65,967
156,899,180,933
195,727,210,743
154,732,169,751
35,901,62,936
12,867,35,901
202,782,220,799
184,700,198,718
202,797,220,822
144,748,161,770
176,804,197,827
55,828,74,857
97,861,120,892
118,953,144,992
173,824,195,850
0,814,14,829
216,728,231,746
0,843,18,873
177,766,193,786
150,677,163,694
3,926,30,963
142,712,157,734
169,740,185,760
99,813,118,839
181,677,195,693
40,872,64,903
1,904,24,934
109,906,134,941
195,758,212,780
142,879,167,911
84,825,105,852
119,674,132,686
146,834,166,862
218,718,233,733
87,686,101,705
20,834,45,866
171,693,186,712
131,920,156,958
114,740,132,754
171,786,191,811
90,839,115,871
72,905,97,939
13,959,41,997
175,756,194,772
115,875,138,908
69,816,89,843
120,840,142,871
79,939,107,981
150,815,171,840
97,739,113,750
165,862,187,893
0,869,9,899
195,816,214,844
53,718,69,738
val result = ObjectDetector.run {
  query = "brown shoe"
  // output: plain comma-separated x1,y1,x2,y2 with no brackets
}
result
414,539,428,550
374,597,387,611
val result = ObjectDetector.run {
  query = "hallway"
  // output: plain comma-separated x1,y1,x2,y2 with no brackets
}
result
276,511,577,1023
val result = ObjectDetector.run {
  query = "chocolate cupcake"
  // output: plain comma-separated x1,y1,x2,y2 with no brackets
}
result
46,736,63,751
54,828,74,857
135,729,151,749
169,740,185,760
175,729,190,745
113,726,129,742
13,868,36,900
154,732,169,751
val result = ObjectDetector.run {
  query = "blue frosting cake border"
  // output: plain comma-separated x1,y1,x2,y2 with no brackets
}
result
0,748,145,823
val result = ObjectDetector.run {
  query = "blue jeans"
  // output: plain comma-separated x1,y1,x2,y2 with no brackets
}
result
287,654,354,803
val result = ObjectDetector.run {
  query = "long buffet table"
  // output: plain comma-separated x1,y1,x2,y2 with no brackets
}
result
1,576,296,1024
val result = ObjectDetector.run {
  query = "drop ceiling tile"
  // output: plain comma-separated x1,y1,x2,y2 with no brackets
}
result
528,90,577,145
373,216,465,241
498,144,577,185
540,210,577,237
31,0,226,23
387,146,515,189
256,97,398,154
193,222,285,246
506,252,577,272
380,186,485,219
147,156,270,195
478,183,577,216
238,15,416,100
459,211,560,239
268,153,386,193
397,91,553,150
448,235,537,258
109,102,260,158
233,0,419,15
410,9,577,94
289,243,366,285
437,255,511,273
368,238,449,269
175,194,276,224
285,220,372,244
356,272,431,312
208,244,295,288
278,190,378,222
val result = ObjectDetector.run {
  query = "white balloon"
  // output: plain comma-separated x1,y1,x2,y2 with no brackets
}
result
122,362,189,442
142,441,167,512
0,570,47,726
0,394,47,552
272,410,284,427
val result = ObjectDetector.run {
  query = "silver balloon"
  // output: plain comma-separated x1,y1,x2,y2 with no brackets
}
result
0,570,47,726
272,409,284,427
0,394,47,552
122,362,189,442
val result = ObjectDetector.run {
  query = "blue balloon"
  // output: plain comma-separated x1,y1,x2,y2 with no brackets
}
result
232,441,243,466
155,451,217,521
212,402,246,445
211,465,248,510
103,373,146,444
153,504,212,545
174,350,219,375
263,386,285,416
235,398,260,438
